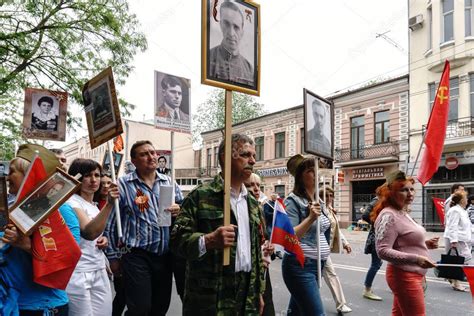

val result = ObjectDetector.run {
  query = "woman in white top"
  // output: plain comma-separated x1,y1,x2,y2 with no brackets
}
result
66,158,119,315
443,191,472,292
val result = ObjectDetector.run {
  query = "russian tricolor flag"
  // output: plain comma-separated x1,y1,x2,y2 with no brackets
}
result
270,200,305,267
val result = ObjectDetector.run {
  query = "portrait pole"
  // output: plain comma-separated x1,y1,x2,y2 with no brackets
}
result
170,131,175,202
223,90,232,266
314,157,321,288
107,141,123,239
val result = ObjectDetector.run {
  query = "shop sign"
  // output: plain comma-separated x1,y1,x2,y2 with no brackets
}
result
256,167,288,177
353,167,384,179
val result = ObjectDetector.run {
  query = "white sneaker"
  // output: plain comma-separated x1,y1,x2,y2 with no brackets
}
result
363,290,383,301
337,304,352,313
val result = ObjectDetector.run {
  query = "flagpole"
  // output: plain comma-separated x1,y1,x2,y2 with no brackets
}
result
315,157,321,288
107,141,123,239
410,60,450,177
170,131,175,204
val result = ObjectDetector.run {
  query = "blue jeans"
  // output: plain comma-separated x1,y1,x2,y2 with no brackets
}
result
282,254,326,316
364,250,383,288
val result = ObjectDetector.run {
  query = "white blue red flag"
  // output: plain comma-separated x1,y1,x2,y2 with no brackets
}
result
270,200,305,267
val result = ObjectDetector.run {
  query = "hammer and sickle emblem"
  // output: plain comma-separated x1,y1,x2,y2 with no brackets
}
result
437,86,448,105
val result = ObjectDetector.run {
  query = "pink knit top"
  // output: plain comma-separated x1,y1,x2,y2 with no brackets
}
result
375,207,429,275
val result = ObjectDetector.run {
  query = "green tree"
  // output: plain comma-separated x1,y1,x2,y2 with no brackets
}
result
0,0,147,159
192,89,267,146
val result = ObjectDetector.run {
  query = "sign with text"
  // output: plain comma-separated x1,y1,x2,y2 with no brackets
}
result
353,167,384,180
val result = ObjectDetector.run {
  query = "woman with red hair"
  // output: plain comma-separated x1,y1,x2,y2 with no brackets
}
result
373,171,439,316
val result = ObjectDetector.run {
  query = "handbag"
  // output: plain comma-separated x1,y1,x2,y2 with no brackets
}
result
364,228,375,254
435,248,465,281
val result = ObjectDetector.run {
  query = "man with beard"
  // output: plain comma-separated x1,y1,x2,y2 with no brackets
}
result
171,134,267,315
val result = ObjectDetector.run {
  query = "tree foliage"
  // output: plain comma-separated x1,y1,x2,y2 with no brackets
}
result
0,0,147,159
192,89,267,146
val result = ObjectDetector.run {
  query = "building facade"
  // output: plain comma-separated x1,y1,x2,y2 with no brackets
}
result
62,119,198,193
409,0,474,231
200,76,409,227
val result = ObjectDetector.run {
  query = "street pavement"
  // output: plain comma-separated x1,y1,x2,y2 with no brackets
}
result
164,230,474,315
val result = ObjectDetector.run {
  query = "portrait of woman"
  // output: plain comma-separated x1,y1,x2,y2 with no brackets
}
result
31,96,58,131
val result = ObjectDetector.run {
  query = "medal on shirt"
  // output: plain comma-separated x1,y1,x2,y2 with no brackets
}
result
134,189,149,212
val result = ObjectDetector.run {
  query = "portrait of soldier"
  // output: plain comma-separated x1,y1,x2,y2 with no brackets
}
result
307,97,332,158
20,180,65,222
31,95,59,131
156,75,189,121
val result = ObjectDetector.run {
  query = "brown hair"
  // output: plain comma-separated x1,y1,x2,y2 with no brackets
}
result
292,157,315,201
450,191,467,208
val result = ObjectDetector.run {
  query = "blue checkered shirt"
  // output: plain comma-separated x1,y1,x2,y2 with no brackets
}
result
104,170,183,259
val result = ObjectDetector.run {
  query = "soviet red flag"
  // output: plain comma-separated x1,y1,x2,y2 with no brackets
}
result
417,60,451,185
17,155,81,289
432,197,445,226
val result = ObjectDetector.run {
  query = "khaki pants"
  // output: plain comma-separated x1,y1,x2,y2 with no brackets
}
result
322,256,347,309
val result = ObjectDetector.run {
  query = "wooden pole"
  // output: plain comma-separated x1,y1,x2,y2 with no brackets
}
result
170,131,175,203
107,141,123,238
223,90,233,266
314,157,321,287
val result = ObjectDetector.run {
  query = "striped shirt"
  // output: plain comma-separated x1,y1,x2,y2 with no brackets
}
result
300,212,331,260
104,170,183,259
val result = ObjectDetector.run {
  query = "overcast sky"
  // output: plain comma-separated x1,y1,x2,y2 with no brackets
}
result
62,0,409,145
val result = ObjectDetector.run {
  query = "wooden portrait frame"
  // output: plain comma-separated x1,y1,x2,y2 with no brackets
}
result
201,0,260,95
303,88,334,160
22,88,68,141
102,151,124,178
0,177,8,231
9,168,80,235
154,70,191,133
83,67,123,149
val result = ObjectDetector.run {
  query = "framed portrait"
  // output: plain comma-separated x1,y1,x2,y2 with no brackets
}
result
83,67,123,149
9,169,80,235
0,177,8,231
201,0,260,95
154,70,191,133
102,151,124,177
155,149,172,175
22,88,68,141
0,161,9,176
303,88,334,160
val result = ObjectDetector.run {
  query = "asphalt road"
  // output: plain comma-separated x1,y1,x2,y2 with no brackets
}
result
165,238,473,315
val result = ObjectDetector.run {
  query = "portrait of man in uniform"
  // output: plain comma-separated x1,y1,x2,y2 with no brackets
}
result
304,89,333,160
203,0,260,94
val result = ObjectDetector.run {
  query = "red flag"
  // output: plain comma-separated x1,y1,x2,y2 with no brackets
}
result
462,266,474,300
17,155,81,289
270,200,305,267
113,134,124,153
417,60,451,185
432,197,445,226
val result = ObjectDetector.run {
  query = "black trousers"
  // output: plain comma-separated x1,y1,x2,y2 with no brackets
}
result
122,248,172,316
171,252,186,301
20,304,68,316
112,274,126,316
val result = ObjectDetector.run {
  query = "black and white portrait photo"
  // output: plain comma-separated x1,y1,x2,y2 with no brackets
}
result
0,162,9,176
22,88,68,141
10,170,79,235
202,0,260,95
304,89,333,160
154,71,191,133
102,151,123,177
83,67,123,149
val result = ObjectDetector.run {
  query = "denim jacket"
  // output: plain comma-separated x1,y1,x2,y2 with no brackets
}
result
284,192,328,248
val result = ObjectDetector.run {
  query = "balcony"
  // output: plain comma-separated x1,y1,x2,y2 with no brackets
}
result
335,141,401,166
423,116,474,148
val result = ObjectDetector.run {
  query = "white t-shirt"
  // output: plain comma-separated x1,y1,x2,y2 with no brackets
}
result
66,194,106,272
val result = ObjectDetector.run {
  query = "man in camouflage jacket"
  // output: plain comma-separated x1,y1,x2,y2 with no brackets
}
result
170,134,266,315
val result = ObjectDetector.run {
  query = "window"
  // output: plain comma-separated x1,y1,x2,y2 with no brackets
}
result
214,146,219,167
449,77,459,121
467,0,473,36
300,127,305,153
374,111,390,144
274,185,285,199
428,5,433,49
350,116,365,159
274,132,285,158
470,73,474,116
206,148,212,169
442,0,454,42
255,136,264,161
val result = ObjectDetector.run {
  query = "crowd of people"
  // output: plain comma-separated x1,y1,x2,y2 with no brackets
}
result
0,136,471,316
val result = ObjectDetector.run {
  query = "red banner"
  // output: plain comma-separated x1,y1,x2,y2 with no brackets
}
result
417,60,450,185
432,197,446,226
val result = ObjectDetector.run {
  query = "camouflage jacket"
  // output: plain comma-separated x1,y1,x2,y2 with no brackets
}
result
170,175,266,316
